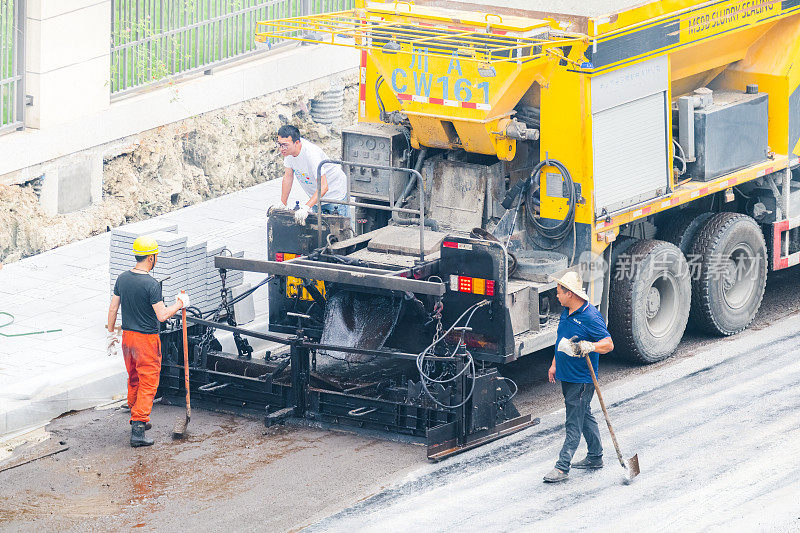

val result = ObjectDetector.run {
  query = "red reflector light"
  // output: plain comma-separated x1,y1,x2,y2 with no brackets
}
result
485,280,495,296
442,241,458,248
275,253,284,262
458,276,472,292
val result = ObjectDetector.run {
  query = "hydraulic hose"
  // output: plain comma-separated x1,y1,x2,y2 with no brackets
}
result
416,300,489,410
392,147,440,231
396,147,427,208
526,158,576,245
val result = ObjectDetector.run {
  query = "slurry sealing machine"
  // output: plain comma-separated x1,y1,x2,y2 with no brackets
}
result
159,0,800,459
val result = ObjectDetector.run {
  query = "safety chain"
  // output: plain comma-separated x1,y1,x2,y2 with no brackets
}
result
195,267,231,363
432,298,444,343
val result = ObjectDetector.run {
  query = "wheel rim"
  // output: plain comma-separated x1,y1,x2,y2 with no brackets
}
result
721,243,757,309
645,272,679,338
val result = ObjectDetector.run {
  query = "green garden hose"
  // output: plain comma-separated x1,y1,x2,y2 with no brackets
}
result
0,312,62,337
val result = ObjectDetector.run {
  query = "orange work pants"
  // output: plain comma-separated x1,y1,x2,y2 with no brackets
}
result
122,330,162,423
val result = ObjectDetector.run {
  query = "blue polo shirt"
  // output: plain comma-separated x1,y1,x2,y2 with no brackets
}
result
555,301,611,384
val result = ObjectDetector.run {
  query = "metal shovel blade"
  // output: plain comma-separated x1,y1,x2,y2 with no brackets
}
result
627,453,640,479
172,414,190,439
620,453,640,484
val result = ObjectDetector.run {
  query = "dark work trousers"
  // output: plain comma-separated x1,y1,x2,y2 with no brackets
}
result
555,381,603,472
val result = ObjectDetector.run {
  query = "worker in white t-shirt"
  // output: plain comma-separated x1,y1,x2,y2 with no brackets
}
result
276,124,349,224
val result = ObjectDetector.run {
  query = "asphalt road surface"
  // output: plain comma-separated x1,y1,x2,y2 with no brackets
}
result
1,268,798,531
312,313,800,532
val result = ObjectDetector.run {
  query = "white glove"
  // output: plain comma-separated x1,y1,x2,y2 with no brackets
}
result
577,340,596,355
557,336,579,357
106,330,121,357
268,201,287,214
176,291,190,309
294,204,312,225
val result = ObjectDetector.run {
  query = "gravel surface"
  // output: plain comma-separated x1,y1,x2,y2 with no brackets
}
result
1,267,797,531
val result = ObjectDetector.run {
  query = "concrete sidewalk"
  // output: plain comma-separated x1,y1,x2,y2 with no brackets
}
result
0,179,306,440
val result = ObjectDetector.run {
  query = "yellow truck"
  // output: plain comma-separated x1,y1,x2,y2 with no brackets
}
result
163,0,800,459
251,0,800,366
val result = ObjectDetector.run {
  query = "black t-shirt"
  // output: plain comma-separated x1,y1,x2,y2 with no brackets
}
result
113,270,163,334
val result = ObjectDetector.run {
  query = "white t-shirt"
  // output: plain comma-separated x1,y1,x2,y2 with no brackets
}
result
284,138,347,201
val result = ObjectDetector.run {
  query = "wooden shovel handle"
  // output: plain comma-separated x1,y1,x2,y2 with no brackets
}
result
182,307,191,418
585,354,626,469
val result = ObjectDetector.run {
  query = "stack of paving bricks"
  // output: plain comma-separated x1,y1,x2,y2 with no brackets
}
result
109,224,178,296
110,227,243,315
184,237,208,310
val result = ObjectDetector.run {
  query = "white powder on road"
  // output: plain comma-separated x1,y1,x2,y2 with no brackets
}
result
310,314,800,531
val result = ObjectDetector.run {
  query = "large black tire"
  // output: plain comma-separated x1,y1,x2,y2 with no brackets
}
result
656,210,715,255
608,239,691,364
609,235,637,274
688,213,767,336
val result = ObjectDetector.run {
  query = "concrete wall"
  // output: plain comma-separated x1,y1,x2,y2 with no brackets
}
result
1,0,358,215
25,0,111,130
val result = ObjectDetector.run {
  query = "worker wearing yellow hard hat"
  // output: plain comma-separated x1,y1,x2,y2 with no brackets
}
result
106,235,189,447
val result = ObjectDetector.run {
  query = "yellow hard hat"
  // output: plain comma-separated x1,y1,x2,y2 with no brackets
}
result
132,235,160,256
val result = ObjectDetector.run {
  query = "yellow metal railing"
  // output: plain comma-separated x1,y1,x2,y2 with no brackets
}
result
255,8,586,64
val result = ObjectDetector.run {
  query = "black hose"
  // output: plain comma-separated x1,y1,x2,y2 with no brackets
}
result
393,216,440,231
392,147,440,230
395,147,427,208
375,76,387,121
526,158,576,245
192,275,274,319
416,300,489,410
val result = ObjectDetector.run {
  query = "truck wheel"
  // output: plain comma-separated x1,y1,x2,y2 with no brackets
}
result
608,239,691,364
656,210,715,255
689,213,767,336
609,235,636,273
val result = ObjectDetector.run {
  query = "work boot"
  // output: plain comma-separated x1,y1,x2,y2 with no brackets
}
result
572,456,603,469
543,468,568,483
130,421,154,447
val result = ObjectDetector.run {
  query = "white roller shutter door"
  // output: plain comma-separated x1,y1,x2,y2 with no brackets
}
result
593,91,669,216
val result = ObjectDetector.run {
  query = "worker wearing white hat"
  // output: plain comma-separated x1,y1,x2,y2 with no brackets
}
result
543,271,614,483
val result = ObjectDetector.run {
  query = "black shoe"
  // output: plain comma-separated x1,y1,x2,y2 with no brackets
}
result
543,468,569,483
130,421,154,447
572,457,603,469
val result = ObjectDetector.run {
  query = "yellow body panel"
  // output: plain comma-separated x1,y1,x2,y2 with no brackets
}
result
538,67,593,226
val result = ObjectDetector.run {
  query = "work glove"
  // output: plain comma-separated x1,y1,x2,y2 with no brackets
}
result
106,330,121,357
294,204,311,225
557,336,580,358
176,291,190,309
268,201,287,215
577,340,596,355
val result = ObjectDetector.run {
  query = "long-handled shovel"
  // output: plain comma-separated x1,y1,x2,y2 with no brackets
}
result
172,307,191,439
584,355,640,482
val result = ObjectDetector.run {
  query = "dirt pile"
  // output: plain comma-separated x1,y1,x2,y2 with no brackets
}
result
0,78,357,264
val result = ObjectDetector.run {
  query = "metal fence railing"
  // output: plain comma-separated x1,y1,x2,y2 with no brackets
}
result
1,0,24,134
110,0,354,97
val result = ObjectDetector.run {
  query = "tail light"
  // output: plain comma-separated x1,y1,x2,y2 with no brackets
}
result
450,275,495,296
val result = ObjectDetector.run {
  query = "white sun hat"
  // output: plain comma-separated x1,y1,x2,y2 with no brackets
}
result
551,270,589,301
